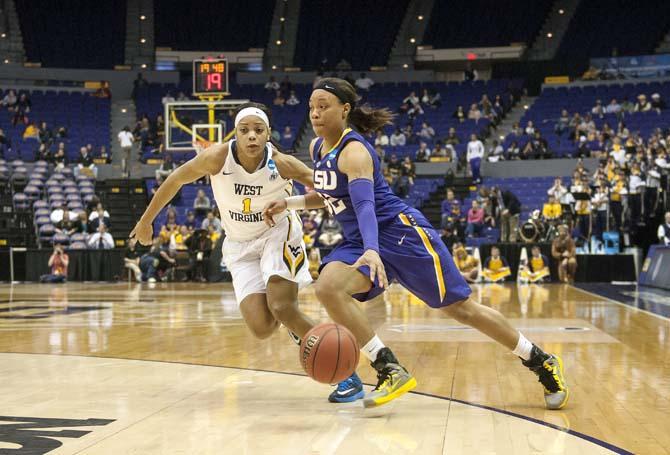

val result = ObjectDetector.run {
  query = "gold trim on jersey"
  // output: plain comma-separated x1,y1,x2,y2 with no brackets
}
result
398,213,446,302
319,127,352,158
282,214,305,276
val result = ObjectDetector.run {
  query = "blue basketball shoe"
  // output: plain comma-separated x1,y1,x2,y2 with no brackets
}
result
328,372,364,403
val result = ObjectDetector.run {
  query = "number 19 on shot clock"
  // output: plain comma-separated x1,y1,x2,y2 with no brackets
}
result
193,58,229,97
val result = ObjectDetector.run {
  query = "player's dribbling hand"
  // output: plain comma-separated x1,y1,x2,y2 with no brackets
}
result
262,199,287,228
129,219,153,246
351,249,389,289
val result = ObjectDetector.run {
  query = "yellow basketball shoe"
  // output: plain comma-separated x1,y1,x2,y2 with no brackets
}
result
363,348,417,408
522,347,569,410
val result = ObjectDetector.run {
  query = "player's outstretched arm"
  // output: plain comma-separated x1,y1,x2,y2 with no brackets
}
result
273,151,315,187
262,191,325,228
130,143,228,245
339,142,388,288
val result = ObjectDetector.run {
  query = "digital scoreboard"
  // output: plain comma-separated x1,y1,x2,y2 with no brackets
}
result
193,58,229,96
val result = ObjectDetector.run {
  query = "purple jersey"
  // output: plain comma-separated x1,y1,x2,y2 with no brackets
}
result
312,128,407,243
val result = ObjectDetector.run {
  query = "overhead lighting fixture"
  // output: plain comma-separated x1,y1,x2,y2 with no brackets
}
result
0,33,5,38
276,40,282,45
402,63,409,69
140,15,146,20
547,32,553,38
410,37,416,44
3,59,8,64
558,9,564,14
271,65,277,70
121,108,127,113
140,38,146,43
280,17,285,22
418,15,424,20
141,63,147,69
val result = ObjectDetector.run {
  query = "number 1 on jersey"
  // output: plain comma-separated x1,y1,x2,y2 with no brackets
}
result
242,198,252,214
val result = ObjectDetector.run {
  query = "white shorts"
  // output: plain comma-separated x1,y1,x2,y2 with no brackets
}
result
222,212,312,303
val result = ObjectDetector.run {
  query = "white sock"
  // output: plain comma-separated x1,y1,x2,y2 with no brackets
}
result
361,335,385,362
512,333,534,361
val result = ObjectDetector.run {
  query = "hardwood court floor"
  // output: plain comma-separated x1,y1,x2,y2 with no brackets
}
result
0,282,668,454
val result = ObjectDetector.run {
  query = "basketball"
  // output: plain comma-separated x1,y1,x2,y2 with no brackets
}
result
300,323,360,384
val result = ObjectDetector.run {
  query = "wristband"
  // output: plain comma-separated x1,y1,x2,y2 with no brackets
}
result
285,195,306,210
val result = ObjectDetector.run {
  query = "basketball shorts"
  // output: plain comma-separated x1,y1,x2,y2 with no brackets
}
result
321,209,472,308
222,212,312,303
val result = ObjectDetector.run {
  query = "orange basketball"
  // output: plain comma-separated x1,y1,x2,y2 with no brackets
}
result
300,323,360,384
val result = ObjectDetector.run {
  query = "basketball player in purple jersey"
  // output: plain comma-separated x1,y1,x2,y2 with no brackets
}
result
264,78,569,409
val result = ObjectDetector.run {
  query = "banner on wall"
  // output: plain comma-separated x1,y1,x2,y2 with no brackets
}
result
591,54,670,78
638,245,670,290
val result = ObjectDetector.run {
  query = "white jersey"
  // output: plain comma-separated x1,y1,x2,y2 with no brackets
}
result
210,140,292,242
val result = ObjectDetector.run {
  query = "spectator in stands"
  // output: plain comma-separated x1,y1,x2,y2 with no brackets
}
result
591,99,605,118
374,129,389,147
385,153,402,194
634,94,651,112
279,76,292,95
140,238,174,282
609,169,626,230
488,140,505,162
75,146,97,179
207,224,221,244
552,225,577,283
482,246,511,283
574,188,592,244
13,93,31,125
53,144,67,168
73,211,88,234
591,184,609,239
427,90,442,109
265,76,279,91
318,211,343,247
519,246,550,283
124,238,142,282
523,131,550,160
554,110,570,136
492,187,521,242
183,211,197,231
467,134,484,183
441,189,461,229
463,65,478,81
453,243,479,283
38,121,52,146
542,195,562,222
577,114,596,137
118,126,134,178
89,202,111,226
282,126,295,146
452,105,466,123
390,127,406,146
201,210,222,234
418,121,435,140
273,90,285,107
50,202,75,225
176,92,188,101
374,144,385,161
547,177,568,203
506,141,520,160
2,89,17,110
54,206,77,236
193,189,211,217
170,225,191,252
302,211,321,249
524,121,535,136
465,200,485,238
658,212,670,245
467,103,481,122
415,142,430,162
23,122,39,141
87,223,114,249
155,153,176,181
35,143,49,162
400,156,416,188
355,73,374,91
605,98,621,115
161,91,175,106
402,124,418,145
628,163,645,228
444,127,460,147
404,92,424,119
98,145,111,164
286,90,300,106
40,244,69,283
650,93,666,112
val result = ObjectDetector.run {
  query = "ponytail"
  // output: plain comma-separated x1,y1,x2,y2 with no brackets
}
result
347,104,395,135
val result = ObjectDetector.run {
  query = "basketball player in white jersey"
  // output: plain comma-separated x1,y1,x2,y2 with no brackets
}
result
130,103,318,344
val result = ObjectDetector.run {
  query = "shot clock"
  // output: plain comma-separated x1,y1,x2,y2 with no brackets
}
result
193,58,229,96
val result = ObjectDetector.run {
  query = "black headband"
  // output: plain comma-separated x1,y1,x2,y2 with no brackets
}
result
314,81,356,108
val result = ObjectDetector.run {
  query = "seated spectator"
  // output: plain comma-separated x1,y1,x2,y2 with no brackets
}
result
73,211,89,234
40,244,68,283
35,143,50,162
185,229,212,282
427,90,441,108
547,177,568,205
415,142,431,162
318,212,343,247
402,124,417,145
453,105,466,122
193,189,211,217
273,90,285,106
374,129,389,147
506,141,521,160
482,246,511,283
400,91,423,118
52,145,67,168
201,210,222,233
605,98,621,114
183,211,197,231
1,89,17,109
465,200,485,237
467,103,481,121
124,238,142,282
634,94,651,112
519,246,550,283
554,110,570,136
161,91,175,106
155,153,176,181
591,99,605,118
89,203,111,228
418,122,435,140
264,76,280,91
38,121,53,146
552,225,577,283
170,225,191,251
281,126,295,147
76,146,98,179
87,223,115,249
542,195,562,222
444,127,460,147
390,128,406,147
286,90,300,106
50,203,76,225
23,122,39,140
385,153,402,194
524,121,535,136
397,156,415,197
421,88,431,105
207,224,221,244
453,243,479,283
55,206,78,236
302,211,320,248
98,145,112,164
441,189,462,228
522,131,550,160
433,142,456,162
658,212,670,245
651,93,666,112
354,72,374,91
488,140,505,162
374,144,385,161
140,238,175,282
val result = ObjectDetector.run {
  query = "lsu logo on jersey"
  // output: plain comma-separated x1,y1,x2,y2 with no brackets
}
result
314,170,337,190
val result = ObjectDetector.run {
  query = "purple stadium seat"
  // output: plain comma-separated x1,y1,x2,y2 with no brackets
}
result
49,200,64,210
68,241,87,250
35,215,51,226
13,193,29,210
70,233,86,243
33,200,48,210
64,187,79,195
11,159,24,167
52,233,70,245
62,180,76,188
24,185,41,200
34,208,50,218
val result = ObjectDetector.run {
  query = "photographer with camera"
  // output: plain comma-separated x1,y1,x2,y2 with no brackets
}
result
40,243,69,283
